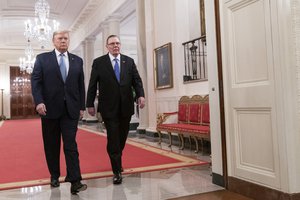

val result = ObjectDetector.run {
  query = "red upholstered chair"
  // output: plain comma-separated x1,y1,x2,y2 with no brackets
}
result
201,103,210,125
178,103,189,123
189,103,201,124
157,96,189,147
196,95,210,152
178,96,201,150
179,95,210,152
156,95,210,153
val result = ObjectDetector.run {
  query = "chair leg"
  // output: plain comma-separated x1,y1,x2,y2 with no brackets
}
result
178,134,182,148
188,136,192,150
179,134,184,150
158,131,162,144
193,136,199,153
200,138,204,154
168,132,172,147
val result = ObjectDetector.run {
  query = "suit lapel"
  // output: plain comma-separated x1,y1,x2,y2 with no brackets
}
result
105,54,119,83
120,54,127,83
67,52,75,82
50,50,64,82
105,54,127,83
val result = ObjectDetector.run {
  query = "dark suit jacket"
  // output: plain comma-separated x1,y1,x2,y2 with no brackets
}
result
86,53,145,118
31,50,85,119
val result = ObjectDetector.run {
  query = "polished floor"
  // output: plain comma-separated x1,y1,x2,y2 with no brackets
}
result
0,122,224,200
170,190,253,200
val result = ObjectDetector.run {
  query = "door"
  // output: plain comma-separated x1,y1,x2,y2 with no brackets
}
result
10,67,37,119
221,0,281,188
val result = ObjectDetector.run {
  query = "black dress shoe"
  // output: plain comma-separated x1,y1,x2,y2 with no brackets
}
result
70,181,87,195
113,173,122,184
50,179,60,187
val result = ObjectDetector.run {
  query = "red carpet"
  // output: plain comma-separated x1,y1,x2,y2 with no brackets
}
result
0,119,208,190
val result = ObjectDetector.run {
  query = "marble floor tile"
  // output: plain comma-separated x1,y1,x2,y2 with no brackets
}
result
0,122,223,200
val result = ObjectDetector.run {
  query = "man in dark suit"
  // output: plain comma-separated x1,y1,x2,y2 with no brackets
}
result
86,35,145,184
31,30,87,194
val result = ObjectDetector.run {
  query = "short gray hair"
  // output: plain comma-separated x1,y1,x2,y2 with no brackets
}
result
106,35,120,44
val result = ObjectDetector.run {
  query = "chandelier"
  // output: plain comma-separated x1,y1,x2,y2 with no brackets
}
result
19,39,36,74
24,0,59,49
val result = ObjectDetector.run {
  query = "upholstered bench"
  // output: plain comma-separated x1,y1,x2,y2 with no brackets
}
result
156,95,210,152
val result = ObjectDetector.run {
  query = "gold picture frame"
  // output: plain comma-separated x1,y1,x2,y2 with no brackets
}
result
154,43,173,89
200,0,206,36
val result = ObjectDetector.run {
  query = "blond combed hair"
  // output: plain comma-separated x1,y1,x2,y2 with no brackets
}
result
52,30,70,39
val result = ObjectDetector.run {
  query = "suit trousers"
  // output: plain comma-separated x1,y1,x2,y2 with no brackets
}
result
103,116,131,174
41,103,82,183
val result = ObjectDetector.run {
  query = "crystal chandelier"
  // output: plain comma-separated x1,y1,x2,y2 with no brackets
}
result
19,39,36,74
24,0,59,49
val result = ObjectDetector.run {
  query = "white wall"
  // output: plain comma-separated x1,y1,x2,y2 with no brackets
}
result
143,0,210,133
143,0,223,178
0,63,11,118
146,0,209,113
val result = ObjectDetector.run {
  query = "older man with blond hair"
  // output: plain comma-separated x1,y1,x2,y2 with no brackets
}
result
31,30,87,194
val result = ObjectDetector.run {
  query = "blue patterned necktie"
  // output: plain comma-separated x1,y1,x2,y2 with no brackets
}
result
114,58,120,82
59,53,67,82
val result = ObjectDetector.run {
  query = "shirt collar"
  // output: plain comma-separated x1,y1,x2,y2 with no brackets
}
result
55,49,68,57
109,53,120,61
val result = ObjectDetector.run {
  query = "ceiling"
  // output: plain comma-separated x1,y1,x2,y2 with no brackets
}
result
0,0,136,63
0,0,93,50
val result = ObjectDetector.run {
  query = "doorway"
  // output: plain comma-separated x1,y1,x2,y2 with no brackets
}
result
10,67,37,119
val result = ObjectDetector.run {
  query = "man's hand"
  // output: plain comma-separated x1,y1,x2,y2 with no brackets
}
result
36,103,47,116
138,97,145,109
80,110,84,119
87,107,96,116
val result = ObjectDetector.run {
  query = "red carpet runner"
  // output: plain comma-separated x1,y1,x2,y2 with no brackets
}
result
0,119,208,190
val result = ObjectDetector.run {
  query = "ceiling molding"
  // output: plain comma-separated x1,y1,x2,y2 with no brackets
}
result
69,0,103,32
0,0,137,63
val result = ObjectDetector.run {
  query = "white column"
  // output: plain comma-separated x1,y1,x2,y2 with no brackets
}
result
82,37,99,122
101,15,122,53
107,14,121,36
142,0,157,132
101,22,109,54
84,36,96,87
136,0,149,130
78,41,87,88
80,41,88,121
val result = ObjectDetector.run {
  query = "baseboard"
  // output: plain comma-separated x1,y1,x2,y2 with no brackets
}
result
228,176,300,200
136,129,158,137
145,130,159,137
81,119,99,123
136,129,146,135
212,172,225,187
129,122,139,130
